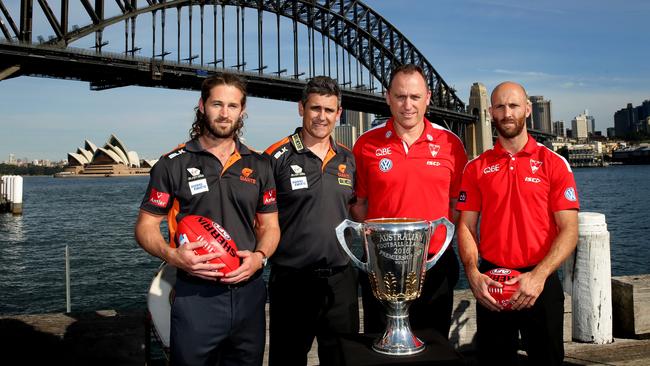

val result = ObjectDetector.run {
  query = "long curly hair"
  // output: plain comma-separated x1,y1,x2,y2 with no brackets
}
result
190,73,248,140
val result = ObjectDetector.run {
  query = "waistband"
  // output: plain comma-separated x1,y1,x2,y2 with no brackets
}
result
177,268,263,288
272,263,350,278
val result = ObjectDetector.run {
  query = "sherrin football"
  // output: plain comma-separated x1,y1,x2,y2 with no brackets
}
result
484,268,521,310
175,215,240,274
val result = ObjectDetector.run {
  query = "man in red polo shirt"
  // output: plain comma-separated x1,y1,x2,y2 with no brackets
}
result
351,64,468,338
456,81,579,366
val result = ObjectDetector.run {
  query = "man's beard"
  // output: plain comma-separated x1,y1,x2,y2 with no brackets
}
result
494,116,525,138
203,115,240,139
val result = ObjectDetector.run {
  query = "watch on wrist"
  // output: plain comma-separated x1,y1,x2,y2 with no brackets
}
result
255,250,268,267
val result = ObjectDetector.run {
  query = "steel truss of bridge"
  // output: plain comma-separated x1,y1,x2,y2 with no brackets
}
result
0,1,479,134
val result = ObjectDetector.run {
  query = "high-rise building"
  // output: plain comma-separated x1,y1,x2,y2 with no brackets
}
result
333,124,357,148
553,121,565,137
572,112,589,140
584,109,596,135
606,127,616,138
8,153,16,165
340,110,371,137
529,96,552,133
614,103,638,137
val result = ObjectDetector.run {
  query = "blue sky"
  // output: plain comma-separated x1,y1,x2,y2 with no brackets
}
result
1,0,648,161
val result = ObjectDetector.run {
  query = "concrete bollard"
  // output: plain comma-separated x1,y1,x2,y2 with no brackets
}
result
562,212,613,344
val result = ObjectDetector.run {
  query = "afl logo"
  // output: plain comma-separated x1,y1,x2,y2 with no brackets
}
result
564,187,577,202
489,268,512,275
379,158,393,172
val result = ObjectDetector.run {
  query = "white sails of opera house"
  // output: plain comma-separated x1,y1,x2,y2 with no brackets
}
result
60,134,157,177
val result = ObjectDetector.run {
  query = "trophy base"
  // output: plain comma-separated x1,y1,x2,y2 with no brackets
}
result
371,322,426,355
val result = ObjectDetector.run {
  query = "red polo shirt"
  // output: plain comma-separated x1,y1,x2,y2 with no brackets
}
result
353,117,467,255
456,135,580,268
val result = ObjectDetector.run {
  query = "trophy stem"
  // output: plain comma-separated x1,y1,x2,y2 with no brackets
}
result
372,301,425,355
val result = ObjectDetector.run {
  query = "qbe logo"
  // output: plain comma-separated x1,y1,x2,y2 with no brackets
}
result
379,158,393,172
483,164,500,174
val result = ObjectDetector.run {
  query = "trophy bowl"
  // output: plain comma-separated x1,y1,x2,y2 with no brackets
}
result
336,217,454,355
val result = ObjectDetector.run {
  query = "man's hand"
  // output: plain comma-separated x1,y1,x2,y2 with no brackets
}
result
467,267,503,312
168,240,225,281
506,270,546,310
220,250,263,284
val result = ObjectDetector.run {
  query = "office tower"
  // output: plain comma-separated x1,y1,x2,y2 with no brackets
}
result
529,96,552,133
572,112,589,140
553,121,565,137
333,124,357,148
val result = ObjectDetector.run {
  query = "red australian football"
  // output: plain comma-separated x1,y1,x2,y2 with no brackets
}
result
484,268,521,310
175,215,240,274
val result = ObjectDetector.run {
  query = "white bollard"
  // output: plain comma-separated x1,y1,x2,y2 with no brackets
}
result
10,175,23,214
565,212,613,343
1,175,6,199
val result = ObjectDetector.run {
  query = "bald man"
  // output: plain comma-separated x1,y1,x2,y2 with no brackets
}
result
456,82,579,366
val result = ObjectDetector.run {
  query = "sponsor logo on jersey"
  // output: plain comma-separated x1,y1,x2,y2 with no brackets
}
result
290,176,308,190
290,165,303,175
149,188,170,207
428,144,440,158
426,134,433,141
459,191,467,203
273,146,288,159
530,159,543,174
483,164,500,174
564,187,577,201
187,167,201,177
385,130,392,139
524,177,541,183
240,168,257,184
426,160,440,166
263,189,276,205
188,179,209,195
379,158,393,172
168,149,186,159
338,178,352,186
490,268,512,275
291,134,304,151
375,147,392,156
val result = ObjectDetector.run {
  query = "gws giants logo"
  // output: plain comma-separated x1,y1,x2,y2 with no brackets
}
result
428,144,440,158
337,164,351,179
530,159,543,174
240,168,256,184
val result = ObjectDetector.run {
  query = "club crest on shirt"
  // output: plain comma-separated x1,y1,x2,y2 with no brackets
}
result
240,168,256,184
429,144,440,158
530,159,543,174
379,158,393,172
459,191,467,203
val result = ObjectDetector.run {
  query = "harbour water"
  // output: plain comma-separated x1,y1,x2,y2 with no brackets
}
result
1,165,649,315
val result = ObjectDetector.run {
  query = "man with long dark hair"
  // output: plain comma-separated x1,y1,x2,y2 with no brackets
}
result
135,73,280,366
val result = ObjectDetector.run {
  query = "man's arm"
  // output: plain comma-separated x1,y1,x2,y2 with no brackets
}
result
508,209,579,310
350,197,368,221
134,209,224,280
222,211,280,284
457,210,502,311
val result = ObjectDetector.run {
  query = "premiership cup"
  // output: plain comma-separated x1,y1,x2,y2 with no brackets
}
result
335,217,454,355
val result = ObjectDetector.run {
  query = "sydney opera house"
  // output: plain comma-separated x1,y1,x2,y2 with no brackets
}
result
59,134,157,177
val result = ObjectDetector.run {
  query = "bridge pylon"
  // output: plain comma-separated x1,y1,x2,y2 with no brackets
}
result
465,82,493,158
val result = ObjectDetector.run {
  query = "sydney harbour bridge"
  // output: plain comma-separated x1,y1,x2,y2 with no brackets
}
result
0,0,554,153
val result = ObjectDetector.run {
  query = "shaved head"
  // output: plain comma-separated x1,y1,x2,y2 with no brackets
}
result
490,81,528,105
489,81,531,139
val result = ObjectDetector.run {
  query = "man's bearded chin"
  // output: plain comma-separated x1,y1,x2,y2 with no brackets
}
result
494,117,525,138
203,115,239,139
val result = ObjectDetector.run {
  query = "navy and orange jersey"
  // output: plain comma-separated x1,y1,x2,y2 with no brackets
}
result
140,138,277,252
264,128,356,268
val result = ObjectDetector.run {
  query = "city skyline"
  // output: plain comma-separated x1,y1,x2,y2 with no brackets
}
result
1,0,648,161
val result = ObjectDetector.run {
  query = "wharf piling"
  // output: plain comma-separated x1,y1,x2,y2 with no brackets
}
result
0,175,23,214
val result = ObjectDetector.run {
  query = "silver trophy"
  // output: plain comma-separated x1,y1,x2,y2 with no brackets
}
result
336,217,454,355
